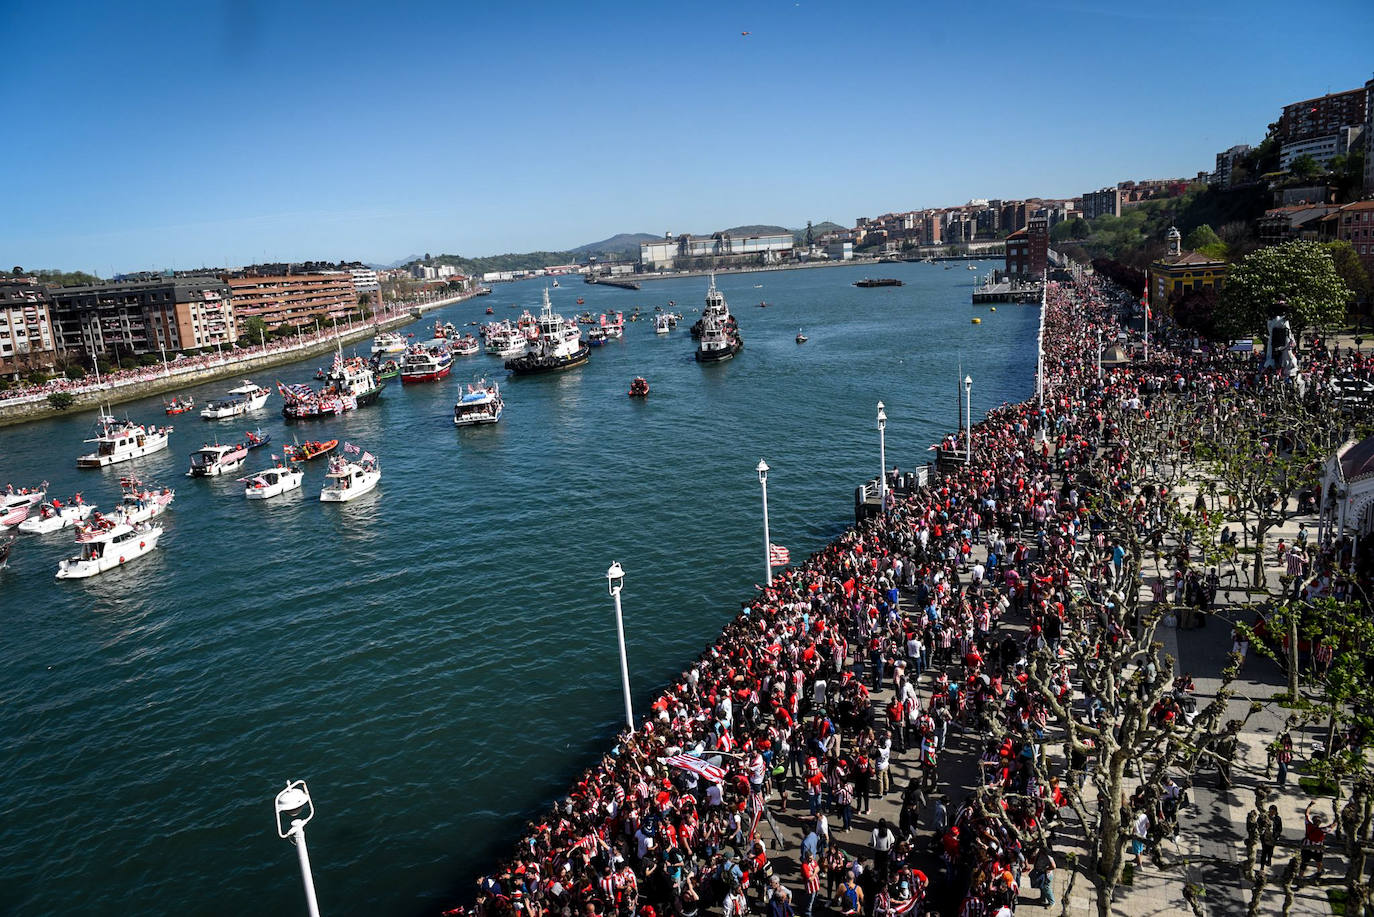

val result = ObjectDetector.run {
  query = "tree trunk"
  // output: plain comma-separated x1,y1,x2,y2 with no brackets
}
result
1094,755,1128,917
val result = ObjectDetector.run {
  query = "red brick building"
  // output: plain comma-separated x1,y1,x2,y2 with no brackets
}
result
1279,88,1368,143
1324,200,1374,279
1005,229,1030,276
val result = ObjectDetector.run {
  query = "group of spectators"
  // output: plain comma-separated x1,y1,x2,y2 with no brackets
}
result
458,274,1366,917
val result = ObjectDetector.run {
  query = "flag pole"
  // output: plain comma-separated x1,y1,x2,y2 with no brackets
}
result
757,460,772,586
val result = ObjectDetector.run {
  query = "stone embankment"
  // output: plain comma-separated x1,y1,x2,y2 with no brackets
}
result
0,292,478,428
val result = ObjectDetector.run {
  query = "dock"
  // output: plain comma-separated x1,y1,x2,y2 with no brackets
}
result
854,465,931,522
584,277,641,290
972,278,1043,303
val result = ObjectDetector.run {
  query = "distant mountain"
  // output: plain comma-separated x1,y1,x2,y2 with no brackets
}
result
570,233,659,256
367,254,421,270
719,224,791,236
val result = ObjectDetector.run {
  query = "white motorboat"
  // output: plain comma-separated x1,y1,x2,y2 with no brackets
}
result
56,520,162,579
371,331,408,356
484,322,527,357
186,442,249,477
76,410,172,468
241,465,304,500
18,500,96,534
320,454,380,502
601,312,624,340
654,314,671,335
0,487,46,528
111,478,175,524
454,379,504,426
199,380,270,419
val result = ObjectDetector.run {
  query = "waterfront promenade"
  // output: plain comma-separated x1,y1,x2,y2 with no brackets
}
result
460,277,1366,917
0,289,480,426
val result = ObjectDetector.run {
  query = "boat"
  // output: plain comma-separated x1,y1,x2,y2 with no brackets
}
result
485,306,494,314
505,289,590,375
371,331,408,356
796,331,808,344
200,380,270,419
314,368,327,380
758,301,768,308
968,264,978,270
484,321,527,357
18,499,96,535
241,463,304,500
753,284,763,288
187,441,249,477
450,334,480,356
244,429,271,450
110,477,175,524
278,349,385,419
55,519,163,579
694,275,743,363
576,297,585,305
586,326,608,347
551,279,560,287
371,357,400,380
164,395,195,415
577,311,595,325
654,314,671,335
601,313,624,339
76,410,173,468
453,379,504,426
0,487,46,529
285,439,338,462
400,339,454,384
320,453,381,502
628,377,649,397
0,536,13,570
854,278,903,287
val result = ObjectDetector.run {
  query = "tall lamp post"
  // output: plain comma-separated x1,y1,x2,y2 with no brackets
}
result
274,780,322,917
876,401,888,513
606,561,634,732
963,375,973,464
757,460,772,585
1096,328,1103,381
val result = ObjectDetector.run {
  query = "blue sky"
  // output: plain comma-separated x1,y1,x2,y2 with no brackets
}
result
2,0,1370,273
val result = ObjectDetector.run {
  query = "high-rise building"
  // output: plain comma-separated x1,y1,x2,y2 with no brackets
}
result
1278,87,1368,144
0,279,57,378
1212,144,1253,188
224,271,358,333
46,276,235,357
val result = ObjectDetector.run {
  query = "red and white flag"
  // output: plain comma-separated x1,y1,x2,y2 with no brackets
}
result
344,442,360,455
666,754,727,784
361,451,376,464
768,543,790,566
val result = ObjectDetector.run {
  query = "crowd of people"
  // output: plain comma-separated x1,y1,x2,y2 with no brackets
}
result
455,274,1366,917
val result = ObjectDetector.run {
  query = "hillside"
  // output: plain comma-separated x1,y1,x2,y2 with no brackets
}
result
569,233,658,256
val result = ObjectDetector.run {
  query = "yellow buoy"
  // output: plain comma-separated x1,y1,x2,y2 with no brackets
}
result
989,307,996,312
971,318,981,324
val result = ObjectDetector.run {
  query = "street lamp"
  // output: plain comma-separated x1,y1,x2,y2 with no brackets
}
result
606,561,634,731
757,460,772,585
876,401,888,512
963,375,973,465
274,780,322,917
1096,327,1103,381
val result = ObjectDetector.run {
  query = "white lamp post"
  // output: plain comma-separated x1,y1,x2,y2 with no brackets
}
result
876,401,888,512
274,780,322,917
757,460,772,585
1096,327,1103,381
963,375,973,465
606,561,634,731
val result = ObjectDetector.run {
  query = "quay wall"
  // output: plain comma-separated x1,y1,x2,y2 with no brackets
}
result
0,293,475,428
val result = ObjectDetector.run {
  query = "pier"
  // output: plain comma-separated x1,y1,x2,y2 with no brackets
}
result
972,277,1044,303
583,276,641,290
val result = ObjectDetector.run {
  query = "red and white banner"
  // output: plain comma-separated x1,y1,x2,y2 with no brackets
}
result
768,543,790,566
665,754,727,784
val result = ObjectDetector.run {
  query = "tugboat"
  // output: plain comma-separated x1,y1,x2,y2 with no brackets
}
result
694,275,743,363
186,441,249,477
163,395,195,415
200,380,270,419
320,452,381,502
278,349,384,419
400,339,454,384
55,518,163,579
76,410,173,468
453,379,504,426
628,377,650,398
505,289,590,375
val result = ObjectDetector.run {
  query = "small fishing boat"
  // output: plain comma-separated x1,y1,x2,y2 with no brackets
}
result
757,301,768,308
164,395,195,415
453,379,503,426
187,442,249,477
0,487,46,529
110,478,175,524
654,314,671,335
485,306,494,314
18,499,96,534
628,377,649,398
314,368,328,380
796,331,808,344
56,519,163,579
586,326,608,347
451,334,480,356
601,313,624,339
371,331,408,356
285,439,338,462
241,463,304,500
577,311,595,325
244,429,271,450
320,454,381,502
200,380,270,419
576,298,585,305
371,358,400,381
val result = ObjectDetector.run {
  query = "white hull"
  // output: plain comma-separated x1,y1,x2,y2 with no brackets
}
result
114,494,174,524
454,405,502,426
18,504,95,534
56,526,162,579
0,492,45,528
187,455,246,477
320,469,380,502
244,469,304,499
77,435,170,468
200,391,269,419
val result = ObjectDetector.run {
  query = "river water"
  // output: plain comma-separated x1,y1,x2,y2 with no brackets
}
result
0,261,1039,915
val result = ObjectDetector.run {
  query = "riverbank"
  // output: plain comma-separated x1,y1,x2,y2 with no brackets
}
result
0,290,478,428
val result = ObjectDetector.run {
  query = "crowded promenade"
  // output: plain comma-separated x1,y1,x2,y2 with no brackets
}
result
455,273,1370,917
